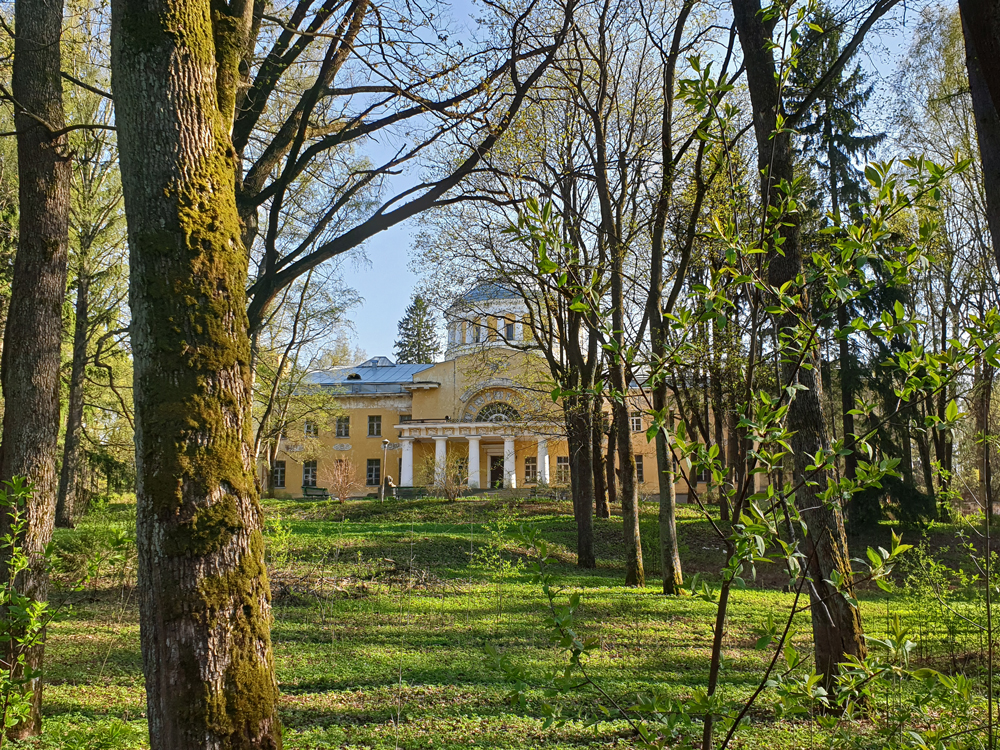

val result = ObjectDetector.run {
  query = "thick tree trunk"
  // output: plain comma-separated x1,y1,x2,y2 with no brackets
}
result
592,397,610,519
733,0,865,687
962,1,1000,275
56,269,90,528
564,396,595,568
110,1,282,748
0,0,72,734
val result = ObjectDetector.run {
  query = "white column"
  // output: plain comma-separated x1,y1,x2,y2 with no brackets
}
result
434,436,448,483
536,438,549,484
467,436,481,489
400,438,414,486
503,437,516,489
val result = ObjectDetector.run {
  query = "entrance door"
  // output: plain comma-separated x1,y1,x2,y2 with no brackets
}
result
489,455,504,488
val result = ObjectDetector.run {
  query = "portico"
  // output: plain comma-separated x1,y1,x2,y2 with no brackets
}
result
396,420,558,489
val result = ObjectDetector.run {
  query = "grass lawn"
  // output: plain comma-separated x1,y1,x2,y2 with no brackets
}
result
39,494,992,749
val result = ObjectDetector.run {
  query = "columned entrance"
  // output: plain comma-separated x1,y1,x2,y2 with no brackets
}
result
394,419,559,489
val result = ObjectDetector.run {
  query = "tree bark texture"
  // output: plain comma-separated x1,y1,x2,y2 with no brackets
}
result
565,395,596,568
657,416,682,594
605,415,617,508
110,1,282,747
0,0,72,734
56,268,90,528
733,0,866,685
592,397,610,519
613,399,644,586
962,10,1000,276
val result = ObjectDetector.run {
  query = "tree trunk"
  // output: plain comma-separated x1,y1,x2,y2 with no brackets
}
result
605,415,618,508
565,396,596,568
658,413,682,594
56,268,90,528
110,1,282,747
733,0,866,687
613,400,643,586
962,2,1000,275
0,0,72,734
592,396,610,519
723,410,741,523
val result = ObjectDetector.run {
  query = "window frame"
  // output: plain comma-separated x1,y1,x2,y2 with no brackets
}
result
504,321,515,340
302,460,317,487
635,455,644,483
335,416,350,438
273,460,286,488
304,420,319,438
629,411,643,432
524,456,538,482
556,456,570,483
366,458,381,486
368,414,382,437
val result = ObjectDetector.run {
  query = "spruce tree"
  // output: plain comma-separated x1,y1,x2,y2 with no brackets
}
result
790,4,885,223
790,5,885,522
393,296,441,363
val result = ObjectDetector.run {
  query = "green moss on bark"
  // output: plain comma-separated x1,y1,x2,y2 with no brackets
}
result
161,496,242,557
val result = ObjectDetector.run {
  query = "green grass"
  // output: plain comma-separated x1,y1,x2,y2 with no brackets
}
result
36,494,993,749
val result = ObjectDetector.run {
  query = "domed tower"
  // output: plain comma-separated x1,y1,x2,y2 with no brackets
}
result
444,282,531,358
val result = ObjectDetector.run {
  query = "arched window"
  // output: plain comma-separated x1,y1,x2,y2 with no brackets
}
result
476,402,520,422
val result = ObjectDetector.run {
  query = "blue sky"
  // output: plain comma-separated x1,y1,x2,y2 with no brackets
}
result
337,0,912,361
340,225,416,359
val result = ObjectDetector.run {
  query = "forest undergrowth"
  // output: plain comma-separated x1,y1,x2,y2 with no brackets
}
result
36,493,994,749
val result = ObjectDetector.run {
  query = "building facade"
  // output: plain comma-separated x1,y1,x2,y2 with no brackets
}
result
265,285,709,499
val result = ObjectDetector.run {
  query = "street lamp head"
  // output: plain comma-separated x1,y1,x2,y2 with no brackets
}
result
382,438,390,447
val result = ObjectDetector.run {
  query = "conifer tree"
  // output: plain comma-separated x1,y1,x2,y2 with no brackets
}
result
790,4,885,223
393,296,441,364
789,4,885,512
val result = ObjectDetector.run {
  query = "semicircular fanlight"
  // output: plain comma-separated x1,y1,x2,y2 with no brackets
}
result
476,402,520,423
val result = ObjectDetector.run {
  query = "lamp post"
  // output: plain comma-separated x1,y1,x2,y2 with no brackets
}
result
380,438,390,503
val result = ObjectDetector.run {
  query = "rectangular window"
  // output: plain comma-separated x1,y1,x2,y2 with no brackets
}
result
505,321,515,340
367,458,381,486
399,414,412,423
273,461,286,488
302,460,317,487
524,456,537,482
304,420,319,437
473,322,482,343
368,415,382,437
630,411,643,432
635,455,644,484
336,416,350,437
556,456,570,483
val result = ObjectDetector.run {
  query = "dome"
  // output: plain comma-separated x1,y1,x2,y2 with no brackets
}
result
444,282,530,357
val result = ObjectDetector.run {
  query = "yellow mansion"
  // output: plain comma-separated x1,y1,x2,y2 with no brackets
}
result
266,284,704,499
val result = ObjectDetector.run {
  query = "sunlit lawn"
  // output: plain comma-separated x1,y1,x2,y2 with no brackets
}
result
37,494,988,749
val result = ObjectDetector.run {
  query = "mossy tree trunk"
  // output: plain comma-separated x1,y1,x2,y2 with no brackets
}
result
56,263,89,528
0,0,72,735
109,0,282,747
733,0,866,687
